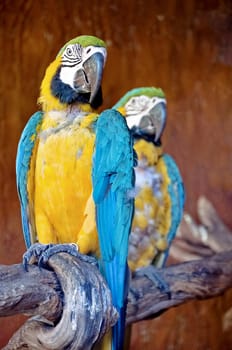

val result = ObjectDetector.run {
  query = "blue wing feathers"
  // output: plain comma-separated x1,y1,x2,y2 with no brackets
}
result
92,109,134,349
16,111,43,248
163,154,185,241
161,153,185,265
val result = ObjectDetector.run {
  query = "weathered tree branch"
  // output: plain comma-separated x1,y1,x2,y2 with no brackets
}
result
1,253,118,350
1,250,232,349
1,198,232,349
170,196,232,261
0,262,62,321
128,250,232,323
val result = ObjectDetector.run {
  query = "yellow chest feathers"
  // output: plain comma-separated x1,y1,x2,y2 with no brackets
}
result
134,139,162,165
33,109,98,248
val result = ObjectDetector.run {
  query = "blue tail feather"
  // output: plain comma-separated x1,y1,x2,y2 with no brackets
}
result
92,109,135,349
96,180,130,349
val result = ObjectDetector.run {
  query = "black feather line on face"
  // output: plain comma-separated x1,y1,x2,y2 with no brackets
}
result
131,126,162,146
51,67,90,105
51,67,103,108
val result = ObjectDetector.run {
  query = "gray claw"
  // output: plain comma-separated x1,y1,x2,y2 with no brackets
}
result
22,243,98,271
23,243,55,271
136,266,170,296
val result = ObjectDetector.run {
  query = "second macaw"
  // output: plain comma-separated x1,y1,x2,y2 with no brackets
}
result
16,35,135,350
114,87,185,270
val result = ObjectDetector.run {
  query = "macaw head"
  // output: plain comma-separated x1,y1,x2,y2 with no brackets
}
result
114,87,166,144
39,35,107,110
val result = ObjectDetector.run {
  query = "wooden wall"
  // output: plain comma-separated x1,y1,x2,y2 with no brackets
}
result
0,0,231,348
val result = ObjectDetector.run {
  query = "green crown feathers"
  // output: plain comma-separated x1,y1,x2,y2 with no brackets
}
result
113,87,165,109
57,35,106,57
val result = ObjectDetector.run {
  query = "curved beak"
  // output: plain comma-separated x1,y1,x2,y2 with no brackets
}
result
74,52,105,104
151,102,167,142
139,102,166,142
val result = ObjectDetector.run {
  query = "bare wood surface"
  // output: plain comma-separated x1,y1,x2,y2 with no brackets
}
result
2,253,117,350
1,249,232,349
0,263,62,321
128,251,232,324
197,197,232,252
170,197,232,262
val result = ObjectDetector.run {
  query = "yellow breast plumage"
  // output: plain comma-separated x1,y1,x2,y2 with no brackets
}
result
128,139,171,270
33,108,99,254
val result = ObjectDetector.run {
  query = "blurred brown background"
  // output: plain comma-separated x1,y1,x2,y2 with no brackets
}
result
0,0,232,348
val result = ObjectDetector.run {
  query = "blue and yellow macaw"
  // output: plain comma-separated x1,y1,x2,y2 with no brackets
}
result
16,35,135,349
114,87,185,271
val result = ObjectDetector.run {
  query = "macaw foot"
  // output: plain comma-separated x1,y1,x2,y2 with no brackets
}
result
23,243,97,271
136,266,171,296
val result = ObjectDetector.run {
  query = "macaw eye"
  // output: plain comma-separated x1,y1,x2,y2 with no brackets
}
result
66,47,73,56
86,47,91,54
152,97,157,103
62,44,82,65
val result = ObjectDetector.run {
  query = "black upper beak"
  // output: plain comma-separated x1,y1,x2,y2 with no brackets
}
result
74,52,105,104
138,102,166,142
151,102,166,142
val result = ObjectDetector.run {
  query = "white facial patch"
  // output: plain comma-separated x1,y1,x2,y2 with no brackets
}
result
125,95,166,129
59,44,107,89
62,44,83,66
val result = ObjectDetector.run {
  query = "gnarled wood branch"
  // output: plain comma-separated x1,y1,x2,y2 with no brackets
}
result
128,250,232,323
170,196,232,261
1,253,118,350
1,250,232,349
1,198,232,349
